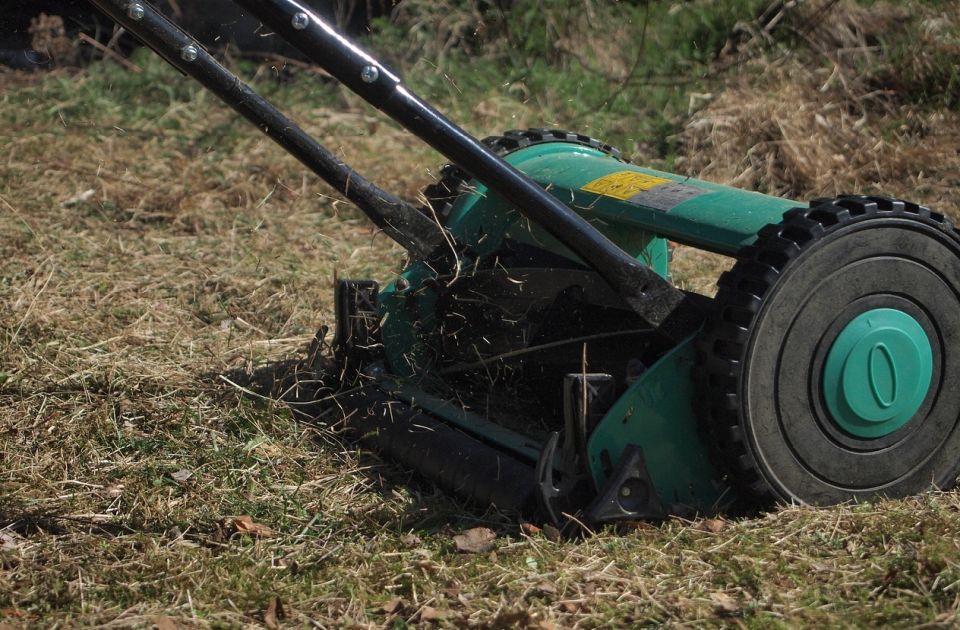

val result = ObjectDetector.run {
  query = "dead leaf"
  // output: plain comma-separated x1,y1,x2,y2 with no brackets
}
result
536,581,557,594
264,596,285,629
703,518,727,533
521,522,541,536
104,484,124,498
231,515,274,538
710,591,740,614
453,527,496,553
420,606,445,621
382,597,404,614
60,189,95,208
543,524,562,542
400,532,422,547
152,617,178,630
0,532,19,551
560,601,583,614
170,469,192,483
492,608,531,627
539,622,558,630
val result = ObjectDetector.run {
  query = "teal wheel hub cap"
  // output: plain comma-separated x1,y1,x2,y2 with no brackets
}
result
822,308,933,438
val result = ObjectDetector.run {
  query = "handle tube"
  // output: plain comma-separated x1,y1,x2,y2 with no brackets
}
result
233,0,701,339
86,0,447,259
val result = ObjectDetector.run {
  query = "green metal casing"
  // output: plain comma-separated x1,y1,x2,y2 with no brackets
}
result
378,142,801,511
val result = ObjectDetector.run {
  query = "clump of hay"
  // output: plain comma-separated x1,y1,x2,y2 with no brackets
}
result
677,0,960,217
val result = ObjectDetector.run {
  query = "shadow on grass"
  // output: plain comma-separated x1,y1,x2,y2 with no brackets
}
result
207,358,518,534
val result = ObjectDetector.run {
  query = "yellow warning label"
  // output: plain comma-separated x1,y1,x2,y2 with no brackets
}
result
581,171,672,200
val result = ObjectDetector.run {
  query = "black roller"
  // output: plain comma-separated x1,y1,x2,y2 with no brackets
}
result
700,196,960,505
335,387,539,514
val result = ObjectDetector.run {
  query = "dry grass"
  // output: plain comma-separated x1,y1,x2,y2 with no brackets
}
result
2,3,960,624
679,0,960,211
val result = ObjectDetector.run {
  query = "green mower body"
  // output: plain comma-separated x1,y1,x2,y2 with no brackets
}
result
325,130,960,524
379,140,795,515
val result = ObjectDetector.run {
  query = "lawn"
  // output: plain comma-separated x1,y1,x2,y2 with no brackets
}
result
2,1,960,627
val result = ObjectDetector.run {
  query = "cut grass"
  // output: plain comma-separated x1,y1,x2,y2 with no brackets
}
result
3,2,960,627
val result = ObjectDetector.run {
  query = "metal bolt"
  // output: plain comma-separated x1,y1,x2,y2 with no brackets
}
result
620,485,632,498
127,3,145,20
360,65,380,84
180,45,199,62
291,12,310,30
395,276,410,291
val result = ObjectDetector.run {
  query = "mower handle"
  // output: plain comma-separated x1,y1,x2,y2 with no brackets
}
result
87,0,701,341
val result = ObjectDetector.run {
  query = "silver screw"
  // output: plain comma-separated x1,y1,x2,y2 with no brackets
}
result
180,45,199,62
291,12,310,30
127,3,145,20
360,65,380,83
620,485,632,497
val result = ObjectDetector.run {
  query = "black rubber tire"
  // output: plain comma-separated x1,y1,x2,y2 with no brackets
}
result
700,195,960,505
421,128,622,223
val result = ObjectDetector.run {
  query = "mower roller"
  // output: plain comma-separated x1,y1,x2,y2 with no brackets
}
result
89,0,960,526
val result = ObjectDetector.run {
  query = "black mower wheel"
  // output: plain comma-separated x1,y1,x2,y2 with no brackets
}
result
422,128,622,222
700,195,960,505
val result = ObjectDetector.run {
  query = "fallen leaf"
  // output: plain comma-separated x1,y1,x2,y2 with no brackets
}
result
453,527,496,553
231,515,274,538
60,189,95,208
170,469,192,483
152,617,178,630
536,581,557,594
542,524,562,542
0,532,19,551
104,484,124,498
703,518,727,533
400,532,422,547
382,597,404,614
420,606,445,621
521,522,541,536
0,372,7,387
264,596,285,629
710,591,740,614
560,601,582,613
492,608,531,627
539,622,558,630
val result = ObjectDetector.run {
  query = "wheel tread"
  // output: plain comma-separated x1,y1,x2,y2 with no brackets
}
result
699,196,958,504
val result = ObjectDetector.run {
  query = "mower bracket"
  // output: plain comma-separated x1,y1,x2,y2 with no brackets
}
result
584,444,665,524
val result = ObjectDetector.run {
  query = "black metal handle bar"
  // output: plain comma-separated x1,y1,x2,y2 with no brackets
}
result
232,0,699,339
86,0,701,339
86,0,446,259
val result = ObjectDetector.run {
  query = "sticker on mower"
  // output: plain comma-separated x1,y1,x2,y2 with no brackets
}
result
581,171,709,211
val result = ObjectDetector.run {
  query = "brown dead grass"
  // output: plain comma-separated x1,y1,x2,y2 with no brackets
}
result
3,2,960,625
679,0,960,214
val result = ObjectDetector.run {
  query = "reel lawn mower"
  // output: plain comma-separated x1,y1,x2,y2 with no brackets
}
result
88,0,960,527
